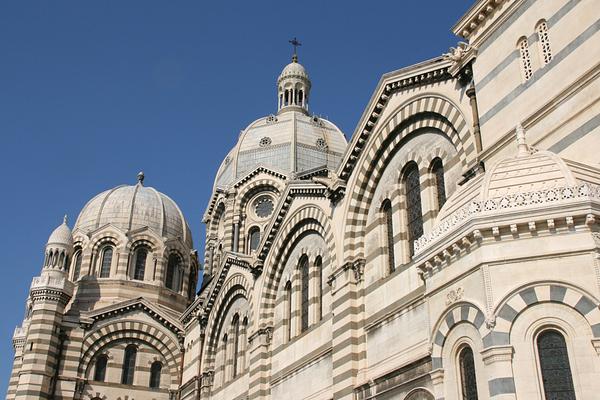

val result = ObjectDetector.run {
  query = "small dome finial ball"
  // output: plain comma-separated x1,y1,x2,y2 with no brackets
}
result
137,171,145,185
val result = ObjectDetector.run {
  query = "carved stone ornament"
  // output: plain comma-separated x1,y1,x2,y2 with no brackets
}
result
445,287,464,306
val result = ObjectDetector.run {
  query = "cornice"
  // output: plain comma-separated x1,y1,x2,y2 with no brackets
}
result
415,210,599,281
79,297,183,334
452,0,508,39
202,254,252,317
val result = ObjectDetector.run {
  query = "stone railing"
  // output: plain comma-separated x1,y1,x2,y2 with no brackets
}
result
415,183,600,254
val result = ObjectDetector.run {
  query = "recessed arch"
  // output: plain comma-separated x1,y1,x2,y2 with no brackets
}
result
255,205,336,330
342,95,470,262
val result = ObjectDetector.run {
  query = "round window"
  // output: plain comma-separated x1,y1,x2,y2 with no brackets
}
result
254,195,274,218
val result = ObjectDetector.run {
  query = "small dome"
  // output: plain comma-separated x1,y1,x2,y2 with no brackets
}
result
278,61,309,82
47,216,73,247
480,150,578,200
74,178,192,247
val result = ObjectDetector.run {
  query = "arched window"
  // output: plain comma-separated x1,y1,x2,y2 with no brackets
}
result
404,163,423,257
285,281,292,342
459,346,478,400
381,199,395,273
315,256,323,321
300,256,310,333
133,248,147,280
58,252,65,269
149,361,162,388
165,254,182,291
536,20,552,65
232,315,240,378
121,345,137,385
99,247,113,278
248,227,260,254
518,37,533,81
72,250,82,281
537,330,575,399
431,158,446,211
94,355,108,382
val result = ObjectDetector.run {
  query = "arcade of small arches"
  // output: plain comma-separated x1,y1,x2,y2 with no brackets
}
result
379,156,448,275
67,236,197,300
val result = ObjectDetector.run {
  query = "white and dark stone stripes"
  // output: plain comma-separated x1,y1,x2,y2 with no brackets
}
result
79,320,181,386
492,283,600,344
431,302,487,370
342,96,473,262
258,205,336,327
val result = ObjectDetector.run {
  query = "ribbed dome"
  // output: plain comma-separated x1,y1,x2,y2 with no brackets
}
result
213,111,347,190
47,217,73,247
74,179,192,247
278,61,309,82
481,149,578,200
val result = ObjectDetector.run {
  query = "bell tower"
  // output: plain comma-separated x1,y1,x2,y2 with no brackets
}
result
10,217,74,400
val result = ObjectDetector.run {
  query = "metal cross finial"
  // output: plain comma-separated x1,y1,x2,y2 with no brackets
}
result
289,37,301,62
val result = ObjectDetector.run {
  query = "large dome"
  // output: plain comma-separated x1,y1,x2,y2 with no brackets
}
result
74,174,192,247
213,57,347,190
213,111,347,189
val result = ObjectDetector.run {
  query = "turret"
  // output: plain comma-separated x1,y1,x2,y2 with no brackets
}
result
277,39,311,113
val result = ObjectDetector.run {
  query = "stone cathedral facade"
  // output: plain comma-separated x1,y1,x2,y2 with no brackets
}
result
7,1,600,399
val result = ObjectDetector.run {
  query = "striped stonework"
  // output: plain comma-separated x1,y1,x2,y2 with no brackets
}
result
202,273,251,372
342,96,472,263
330,259,366,400
14,286,72,399
79,320,182,387
430,302,487,370
492,283,600,344
257,205,336,328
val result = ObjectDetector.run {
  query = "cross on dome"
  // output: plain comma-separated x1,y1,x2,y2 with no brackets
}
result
289,37,301,62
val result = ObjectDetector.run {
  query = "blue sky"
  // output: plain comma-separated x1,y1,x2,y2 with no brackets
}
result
0,0,472,392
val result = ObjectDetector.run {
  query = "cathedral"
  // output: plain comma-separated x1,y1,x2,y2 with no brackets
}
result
7,0,600,399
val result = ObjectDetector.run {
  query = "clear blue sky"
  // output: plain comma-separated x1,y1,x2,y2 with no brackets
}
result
0,0,472,392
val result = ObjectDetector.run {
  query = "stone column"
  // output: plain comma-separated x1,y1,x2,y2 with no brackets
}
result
481,345,517,400
232,216,240,253
421,168,438,232
466,85,482,157
247,327,272,400
329,259,366,400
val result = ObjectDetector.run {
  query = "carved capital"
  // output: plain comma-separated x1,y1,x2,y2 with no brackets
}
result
481,345,514,365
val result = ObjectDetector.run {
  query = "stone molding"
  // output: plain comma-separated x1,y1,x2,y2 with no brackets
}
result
415,183,600,254
481,345,514,365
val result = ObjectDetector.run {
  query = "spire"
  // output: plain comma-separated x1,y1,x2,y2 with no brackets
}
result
137,171,145,185
63,214,68,225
